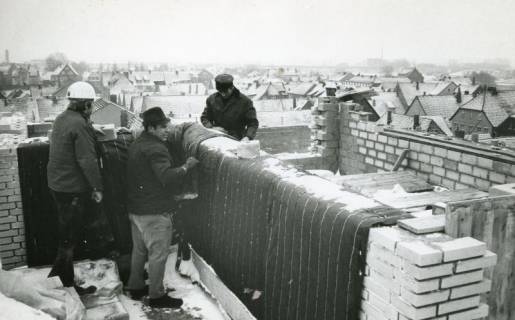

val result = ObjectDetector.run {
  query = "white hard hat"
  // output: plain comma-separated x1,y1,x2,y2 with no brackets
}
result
67,81,96,100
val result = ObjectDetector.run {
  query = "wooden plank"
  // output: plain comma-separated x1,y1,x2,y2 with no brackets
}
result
338,171,432,195
445,195,515,320
192,249,256,320
378,189,488,209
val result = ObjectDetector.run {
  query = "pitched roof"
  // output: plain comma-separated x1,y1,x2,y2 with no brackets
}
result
92,98,127,113
458,90,515,126
377,113,452,136
429,81,456,95
397,82,439,106
408,95,462,118
290,82,317,96
370,93,405,115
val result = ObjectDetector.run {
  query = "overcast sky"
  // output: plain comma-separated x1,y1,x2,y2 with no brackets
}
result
1,0,514,66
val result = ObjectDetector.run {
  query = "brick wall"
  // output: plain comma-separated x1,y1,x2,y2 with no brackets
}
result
309,97,340,172
0,145,26,270
336,102,515,191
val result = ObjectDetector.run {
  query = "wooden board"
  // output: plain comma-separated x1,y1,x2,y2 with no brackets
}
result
192,249,255,320
336,171,433,196
445,195,515,320
377,189,488,209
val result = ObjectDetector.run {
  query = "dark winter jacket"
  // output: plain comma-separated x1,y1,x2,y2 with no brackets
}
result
200,88,259,140
47,109,103,193
126,131,187,215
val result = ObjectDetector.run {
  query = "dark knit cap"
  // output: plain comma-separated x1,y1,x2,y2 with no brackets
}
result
140,107,170,127
215,74,234,92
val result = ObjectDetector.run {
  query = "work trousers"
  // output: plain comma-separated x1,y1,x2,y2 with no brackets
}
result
48,190,88,287
127,212,173,299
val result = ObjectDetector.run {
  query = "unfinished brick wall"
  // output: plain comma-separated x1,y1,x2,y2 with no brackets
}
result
309,97,340,172
337,103,515,191
0,145,26,270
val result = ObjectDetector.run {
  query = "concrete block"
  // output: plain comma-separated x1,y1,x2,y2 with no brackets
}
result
368,227,400,252
364,276,391,300
393,269,440,294
401,260,453,280
440,269,483,289
446,303,488,320
454,250,497,273
367,255,395,279
432,237,486,262
391,296,436,320
368,243,402,268
437,295,480,315
396,241,443,266
398,215,446,235
489,183,515,196
400,286,450,307
450,280,491,299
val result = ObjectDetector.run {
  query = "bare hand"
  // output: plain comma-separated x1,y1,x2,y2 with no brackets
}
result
92,191,103,203
185,157,200,170
241,136,250,142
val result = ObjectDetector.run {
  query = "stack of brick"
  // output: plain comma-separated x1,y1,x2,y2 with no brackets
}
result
360,220,497,320
309,97,340,172
0,139,25,270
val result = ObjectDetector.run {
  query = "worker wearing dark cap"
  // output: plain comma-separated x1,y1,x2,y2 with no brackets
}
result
126,107,199,309
201,74,259,141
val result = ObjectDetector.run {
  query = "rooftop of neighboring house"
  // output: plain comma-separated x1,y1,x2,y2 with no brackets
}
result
456,89,515,126
290,82,317,96
141,95,207,116
370,92,405,115
407,95,467,118
377,113,453,136
429,81,457,95
396,82,440,106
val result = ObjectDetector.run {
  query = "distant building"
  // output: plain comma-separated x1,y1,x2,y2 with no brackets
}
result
450,89,515,137
253,82,288,100
54,64,80,87
377,113,453,136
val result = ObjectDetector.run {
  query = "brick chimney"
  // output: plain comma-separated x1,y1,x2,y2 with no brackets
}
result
5,49,9,64
413,115,420,130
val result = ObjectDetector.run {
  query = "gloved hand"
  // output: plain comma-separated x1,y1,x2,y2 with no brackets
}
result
92,190,103,203
184,157,200,170
212,126,227,134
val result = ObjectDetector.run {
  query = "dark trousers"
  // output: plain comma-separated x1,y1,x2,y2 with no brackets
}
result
48,190,88,287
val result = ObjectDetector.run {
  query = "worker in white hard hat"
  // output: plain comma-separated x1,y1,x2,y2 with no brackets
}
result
46,81,103,295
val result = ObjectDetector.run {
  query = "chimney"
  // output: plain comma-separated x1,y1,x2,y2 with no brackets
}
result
386,107,394,125
4,49,9,64
413,115,420,129
416,82,419,90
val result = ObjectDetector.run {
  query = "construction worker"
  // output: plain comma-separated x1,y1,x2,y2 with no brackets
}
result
201,74,259,141
126,107,199,309
47,81,102,295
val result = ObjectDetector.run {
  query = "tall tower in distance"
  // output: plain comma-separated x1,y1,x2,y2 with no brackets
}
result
4,49,9,64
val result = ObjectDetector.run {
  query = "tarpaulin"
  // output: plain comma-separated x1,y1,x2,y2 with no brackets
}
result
186,137,407,320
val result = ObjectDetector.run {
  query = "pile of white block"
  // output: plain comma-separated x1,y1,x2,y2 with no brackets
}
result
360,215,497,320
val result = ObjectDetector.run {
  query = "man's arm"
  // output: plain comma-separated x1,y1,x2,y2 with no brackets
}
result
148,146,188,187
244,99,259,140
200,98,213,128
74,123,103,191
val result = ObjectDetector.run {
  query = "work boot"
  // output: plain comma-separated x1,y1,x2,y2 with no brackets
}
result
148,295,183,309
127,286,149,300
74,285,97,296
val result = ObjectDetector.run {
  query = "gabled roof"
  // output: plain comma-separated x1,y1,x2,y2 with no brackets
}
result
458,90,515,127
253,82,287,100
396,82,439,106
92,98,127,113
59,63,79,76
407,95,463,118
370,92,405,115
290,82,317,96
377,113,452,136
429,81,456,95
